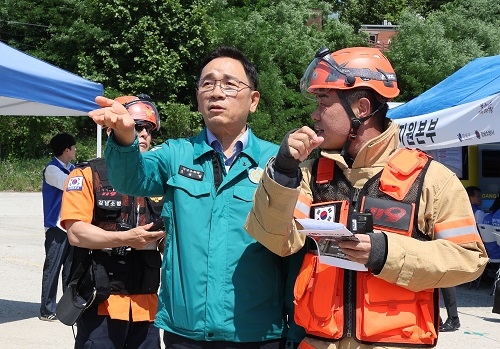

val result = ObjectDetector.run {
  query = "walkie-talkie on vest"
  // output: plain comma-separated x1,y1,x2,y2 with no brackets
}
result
351,209,373,234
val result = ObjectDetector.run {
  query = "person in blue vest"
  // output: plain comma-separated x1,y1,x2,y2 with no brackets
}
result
86,46,305,349
40,132,76,321
483,196,500,315
483,196,500,259
466,186,486,225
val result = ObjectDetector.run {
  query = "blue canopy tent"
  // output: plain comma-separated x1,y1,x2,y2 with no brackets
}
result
0,42,105,155
0,41,103,116
388,55,500,150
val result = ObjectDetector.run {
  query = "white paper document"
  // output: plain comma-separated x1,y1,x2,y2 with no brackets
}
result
296,218,368,271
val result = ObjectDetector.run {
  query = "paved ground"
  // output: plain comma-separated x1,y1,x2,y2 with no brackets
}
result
0,192,499,348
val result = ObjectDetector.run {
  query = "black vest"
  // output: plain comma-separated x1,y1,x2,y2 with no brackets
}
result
72,158,163,295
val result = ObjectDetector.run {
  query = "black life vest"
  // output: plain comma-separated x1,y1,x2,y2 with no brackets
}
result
73,158,163,295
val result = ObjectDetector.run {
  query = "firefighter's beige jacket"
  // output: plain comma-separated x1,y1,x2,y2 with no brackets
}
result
245,122,487,293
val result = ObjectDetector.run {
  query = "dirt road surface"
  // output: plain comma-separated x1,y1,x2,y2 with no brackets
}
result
0,192,499,348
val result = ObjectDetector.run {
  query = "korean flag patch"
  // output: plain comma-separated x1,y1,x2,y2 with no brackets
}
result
314,204,335,222
66,176,83,191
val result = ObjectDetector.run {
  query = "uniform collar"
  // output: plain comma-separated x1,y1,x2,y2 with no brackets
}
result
206,128,248,156
193,127,260,166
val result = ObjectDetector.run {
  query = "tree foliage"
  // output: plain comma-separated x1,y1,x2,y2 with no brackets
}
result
387,0,500,101
210,0,365,143
334,0,454,30
1,0,214,157
74,0,214,104
0,0,499,159
0,0,364,156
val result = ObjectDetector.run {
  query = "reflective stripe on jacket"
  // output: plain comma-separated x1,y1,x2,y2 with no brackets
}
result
245,122,488,349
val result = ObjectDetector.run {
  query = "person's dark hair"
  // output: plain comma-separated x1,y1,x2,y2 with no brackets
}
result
343,88,389,130
49,133,76,156
199,46,258,90
489,196,500,213
344,89,387,115
465,186,482,198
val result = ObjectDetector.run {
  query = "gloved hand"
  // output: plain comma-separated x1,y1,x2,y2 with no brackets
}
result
274,130,301,177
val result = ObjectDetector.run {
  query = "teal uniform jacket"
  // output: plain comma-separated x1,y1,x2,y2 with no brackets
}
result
104,128,305,344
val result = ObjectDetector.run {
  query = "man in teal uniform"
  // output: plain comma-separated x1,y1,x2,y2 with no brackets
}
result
87,46,304,349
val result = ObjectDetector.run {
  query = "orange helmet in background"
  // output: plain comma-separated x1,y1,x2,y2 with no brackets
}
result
300,47,399,100
114,94,160,131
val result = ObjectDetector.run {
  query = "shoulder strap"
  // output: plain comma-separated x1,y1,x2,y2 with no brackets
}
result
315,157,335,184
380,148,431,201
74,160,90,169
87,158,111,189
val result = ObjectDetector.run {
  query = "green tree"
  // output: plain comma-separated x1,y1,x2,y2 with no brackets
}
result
0,0,365,156
0,0,214,158
212,0,364,143
333,0,454,31
387,0,500,101
74,0,214,105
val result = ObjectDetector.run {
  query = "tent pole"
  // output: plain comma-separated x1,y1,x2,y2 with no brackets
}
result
97,124,102,158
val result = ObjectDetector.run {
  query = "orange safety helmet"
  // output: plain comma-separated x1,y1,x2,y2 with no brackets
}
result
114,94,160,131
300,47,399,100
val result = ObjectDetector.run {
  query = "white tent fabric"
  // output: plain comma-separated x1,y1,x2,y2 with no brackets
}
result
391,94,499,150
388,55,500,150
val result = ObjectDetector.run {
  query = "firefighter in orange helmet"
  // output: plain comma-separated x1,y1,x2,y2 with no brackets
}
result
114,94,160,151
245,47,487,349
300,46,398,164
60,94,165,349
114,94,160,130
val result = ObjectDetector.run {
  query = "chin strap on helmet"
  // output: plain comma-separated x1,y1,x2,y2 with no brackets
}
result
337,91,387,163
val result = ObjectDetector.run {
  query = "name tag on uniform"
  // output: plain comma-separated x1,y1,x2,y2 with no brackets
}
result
178,166,204,181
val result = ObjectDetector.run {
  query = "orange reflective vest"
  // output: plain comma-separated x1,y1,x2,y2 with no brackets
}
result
293,148,440,347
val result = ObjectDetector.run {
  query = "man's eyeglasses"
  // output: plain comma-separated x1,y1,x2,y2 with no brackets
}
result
135,123,153,135
197,78,253,96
